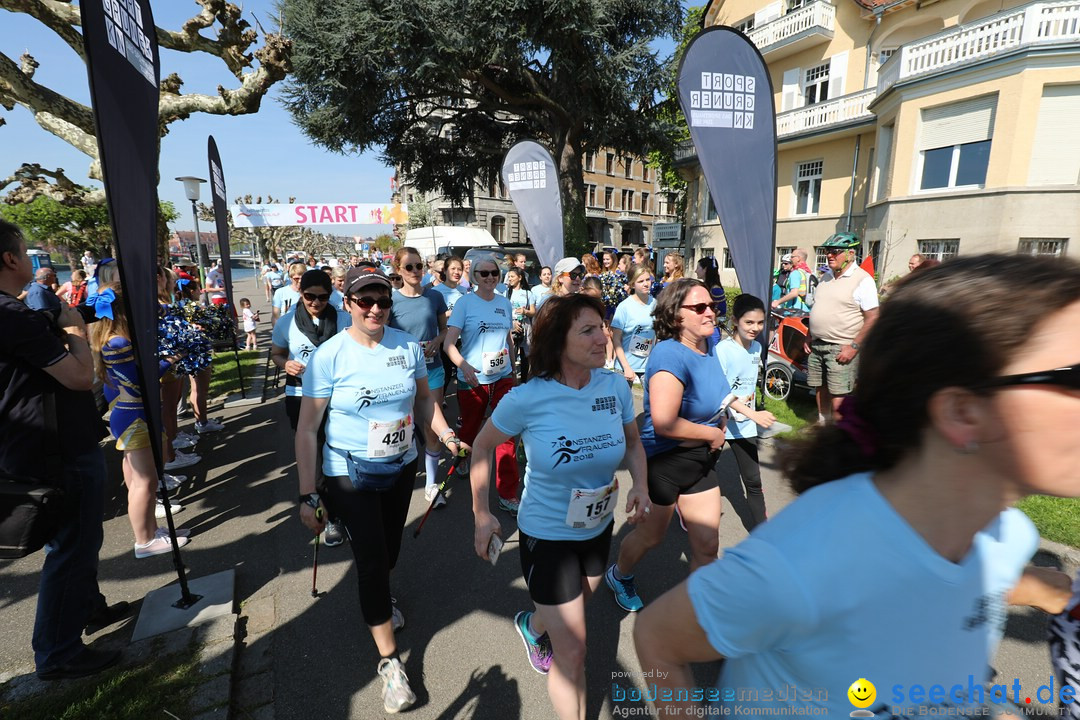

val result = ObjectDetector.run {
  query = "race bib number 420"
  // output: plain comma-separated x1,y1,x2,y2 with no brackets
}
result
565,478,618,529
367,415,413,459
482,348,509,376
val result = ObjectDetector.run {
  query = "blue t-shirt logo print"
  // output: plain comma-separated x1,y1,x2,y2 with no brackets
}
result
551,436,582,468
354,388,377,410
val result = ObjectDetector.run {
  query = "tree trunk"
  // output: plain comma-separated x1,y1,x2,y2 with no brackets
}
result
556,134,588,259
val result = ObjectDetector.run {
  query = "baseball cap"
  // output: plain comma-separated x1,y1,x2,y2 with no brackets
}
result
780,253,793,263
554,257,585,276
344,265,391,295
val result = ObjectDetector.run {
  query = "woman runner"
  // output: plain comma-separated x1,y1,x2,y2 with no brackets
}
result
611,265,657,387
471,294,649,720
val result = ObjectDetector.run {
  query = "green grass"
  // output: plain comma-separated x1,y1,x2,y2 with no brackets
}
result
1016,495,1080,548
763,390,818,437
209,349,261,398
0,643,202,720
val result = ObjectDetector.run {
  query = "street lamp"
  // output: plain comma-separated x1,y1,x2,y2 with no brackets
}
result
176,176,208,302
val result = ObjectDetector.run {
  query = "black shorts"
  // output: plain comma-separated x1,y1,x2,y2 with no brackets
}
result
519,522,614,606
285,395,301,431
647,444,719,506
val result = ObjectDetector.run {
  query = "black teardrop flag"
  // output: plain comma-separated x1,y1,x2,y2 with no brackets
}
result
208,136,234,311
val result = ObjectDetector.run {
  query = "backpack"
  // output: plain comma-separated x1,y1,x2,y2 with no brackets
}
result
804,272,819,308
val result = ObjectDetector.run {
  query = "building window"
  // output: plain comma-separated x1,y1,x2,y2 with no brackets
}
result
814,247,828,269
642,165,650,183
624,158,634,179
1018,238,1068,256
641,192,650,215
585,152,595,172
491,216,506,244
606,153,615,175
878,48,895,65
869,240,880,269
788,0,809,11
775,246,796,265
733,16,755,33
587,184,597,207
795,160,823,215
722,249,737,269
620,188,635,211
919,95,996,191
918,239,960,261
803,63,830,105
604,187,614,210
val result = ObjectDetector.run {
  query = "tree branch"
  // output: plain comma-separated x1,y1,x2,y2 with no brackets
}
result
0,163,105,206
0,50,96,135
156,0,260,78
0,0,85,60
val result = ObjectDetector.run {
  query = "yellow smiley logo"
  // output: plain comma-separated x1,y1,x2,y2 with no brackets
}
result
848,678,876,709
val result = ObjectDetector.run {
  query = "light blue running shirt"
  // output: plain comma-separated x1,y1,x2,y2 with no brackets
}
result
611,295,656,374
491,369,635,541
303,327,425,476
447,292,514,384
272,285,302,315
389,288,448,369
714,337,762,439
506,288,534,325
271,307,352,397
431,283,463,314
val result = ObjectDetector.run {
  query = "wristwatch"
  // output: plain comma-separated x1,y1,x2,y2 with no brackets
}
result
850,342,860,351
298,492,320,509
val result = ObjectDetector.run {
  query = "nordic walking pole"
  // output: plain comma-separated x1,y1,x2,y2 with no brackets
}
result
413,449,468,539
311,507,323,598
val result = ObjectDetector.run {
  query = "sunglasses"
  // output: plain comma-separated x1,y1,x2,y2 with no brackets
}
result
302,292,331,302
976,364,1080,392
564,270,585,280
475,270,499,278
825,249,848,256
680,302,721,315
400,263,422,272
349,295,393,310
389,275,402,282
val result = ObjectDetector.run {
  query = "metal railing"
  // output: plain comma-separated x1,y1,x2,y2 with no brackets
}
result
748,1,835,51
879,0,1080,93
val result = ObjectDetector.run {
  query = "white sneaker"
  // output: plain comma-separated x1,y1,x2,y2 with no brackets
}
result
391,601,405,632
172,435,197,450
164,450,201,471
195,418,225,433
377,657,416,713
424,484,447,508
155,501,184,519
134,535,189,558
162,474,187,491
155,526,191,539
176,431,198,444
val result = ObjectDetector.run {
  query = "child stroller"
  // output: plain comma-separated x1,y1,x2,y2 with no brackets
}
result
764,308,810,401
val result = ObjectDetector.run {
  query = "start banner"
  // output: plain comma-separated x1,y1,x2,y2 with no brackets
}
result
231,202,409,228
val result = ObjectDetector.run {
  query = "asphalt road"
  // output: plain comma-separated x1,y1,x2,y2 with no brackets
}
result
0,273,1075,720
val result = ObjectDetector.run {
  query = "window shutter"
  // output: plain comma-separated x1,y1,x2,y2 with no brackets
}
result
1028,84,1080,186
755,1,782,25
828,51,848,99
919,95,997,151
782,67,801,111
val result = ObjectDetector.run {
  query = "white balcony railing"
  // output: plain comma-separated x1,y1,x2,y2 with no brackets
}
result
776,88,877,138
618,210,642,222
879,0,1080,93
748,1,835,52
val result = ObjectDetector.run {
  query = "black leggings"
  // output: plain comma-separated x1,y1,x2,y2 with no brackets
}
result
319,460,417,627
729,437,767,528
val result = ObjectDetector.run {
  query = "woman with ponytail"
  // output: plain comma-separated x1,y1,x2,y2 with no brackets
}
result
635,255,1079,717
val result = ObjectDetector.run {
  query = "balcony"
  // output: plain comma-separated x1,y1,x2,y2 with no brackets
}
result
748,1,835,59
618,210,643,223
878,0,1080,94
586,207,607,218
777,88,877,140
673,140,698,167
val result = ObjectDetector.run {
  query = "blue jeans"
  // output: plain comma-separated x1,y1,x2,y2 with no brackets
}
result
32,447,107,670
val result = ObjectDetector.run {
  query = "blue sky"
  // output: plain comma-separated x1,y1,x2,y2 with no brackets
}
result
0,1,682,237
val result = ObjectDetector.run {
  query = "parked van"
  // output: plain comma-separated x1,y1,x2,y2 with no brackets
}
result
404,226,496,260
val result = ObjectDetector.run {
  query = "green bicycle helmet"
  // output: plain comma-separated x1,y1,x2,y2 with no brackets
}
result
820,232,860,249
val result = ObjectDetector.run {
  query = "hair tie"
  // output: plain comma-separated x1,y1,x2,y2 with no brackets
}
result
86,288,116,320
835,396,877,458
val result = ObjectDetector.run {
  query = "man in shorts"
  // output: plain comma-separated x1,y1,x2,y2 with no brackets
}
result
806,233,878,422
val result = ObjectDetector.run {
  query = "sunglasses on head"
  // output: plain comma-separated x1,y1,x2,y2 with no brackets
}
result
349,295,393,310
475,269,499,278
302,292,331,302
400,263,422,272
976,364,1080,392
680,302,721,315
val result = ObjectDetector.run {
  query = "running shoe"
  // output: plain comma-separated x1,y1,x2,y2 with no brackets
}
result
513,611,553,674
134,535,189,558
424,484,447,508
377,657,416,714
155,501,183,519
498,496,519,516
172,435,197,450
162,473,187,492
164,450,201,471
391,603,405,633
605,564,644,612
176,431,198,444
323,521,345,547
195,418,225,433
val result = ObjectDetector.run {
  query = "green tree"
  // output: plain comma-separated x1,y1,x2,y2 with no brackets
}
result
280,0,680,256
407,200,433,230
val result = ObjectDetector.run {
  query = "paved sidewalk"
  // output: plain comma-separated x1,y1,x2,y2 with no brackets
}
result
1,270,1076,719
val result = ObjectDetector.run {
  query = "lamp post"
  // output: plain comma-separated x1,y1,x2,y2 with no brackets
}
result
176,176,208,302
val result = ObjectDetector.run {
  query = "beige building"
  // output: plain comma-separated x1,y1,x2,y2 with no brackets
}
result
396,150,680,250
679,0,1080,285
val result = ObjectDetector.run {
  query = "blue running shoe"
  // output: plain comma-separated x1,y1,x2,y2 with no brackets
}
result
514,611,552,674
605,563,644,612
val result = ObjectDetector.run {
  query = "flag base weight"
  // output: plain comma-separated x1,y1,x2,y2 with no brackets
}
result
130,568,235,643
